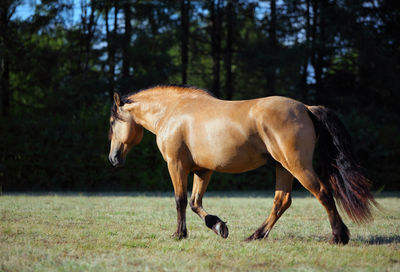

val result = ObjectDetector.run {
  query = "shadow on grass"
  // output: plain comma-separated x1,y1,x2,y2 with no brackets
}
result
353,235,400,245
267,233,400,245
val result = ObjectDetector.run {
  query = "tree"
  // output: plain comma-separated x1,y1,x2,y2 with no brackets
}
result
0,0,20,117
224,0,236,100
299,0,311,102
180,0,190,85
104,1,119,100
80,0,99,75
210,0,223,98
266,0,277,95
122,1,132,92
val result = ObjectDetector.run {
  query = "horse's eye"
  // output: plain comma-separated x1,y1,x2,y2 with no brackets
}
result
110,120,115,126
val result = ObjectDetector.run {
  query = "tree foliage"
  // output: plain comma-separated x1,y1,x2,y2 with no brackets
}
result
1,0,399,191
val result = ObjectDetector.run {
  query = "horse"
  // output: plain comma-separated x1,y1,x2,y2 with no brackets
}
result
108,85,376,244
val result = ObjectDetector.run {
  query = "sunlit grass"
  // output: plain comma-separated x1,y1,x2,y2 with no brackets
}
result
1,192,399,271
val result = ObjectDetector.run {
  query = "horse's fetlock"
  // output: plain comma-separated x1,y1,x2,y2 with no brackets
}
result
273,199,282,207
189,198,195,209
190,199,199,212
283,195,292,209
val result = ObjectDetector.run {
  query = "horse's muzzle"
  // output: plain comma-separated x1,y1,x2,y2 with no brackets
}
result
109,153,125,167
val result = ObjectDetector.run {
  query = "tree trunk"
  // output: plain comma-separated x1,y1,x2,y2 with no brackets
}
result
122,2,132,90
1,54,10,117
80,0,98,75
210,0,222,98
105,2,118,100
180,0,190,85
299,0,310,101
311,0,324,104
0,1,14,117
316,0,327,104
225,0,235,100
266,0,277,96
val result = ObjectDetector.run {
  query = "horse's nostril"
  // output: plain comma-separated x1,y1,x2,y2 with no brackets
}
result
109,154,124,167
109,156,118,166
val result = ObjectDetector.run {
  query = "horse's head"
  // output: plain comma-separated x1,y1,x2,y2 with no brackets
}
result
108,93,144,167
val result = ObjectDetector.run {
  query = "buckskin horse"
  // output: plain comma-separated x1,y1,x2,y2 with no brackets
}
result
108,85,376,244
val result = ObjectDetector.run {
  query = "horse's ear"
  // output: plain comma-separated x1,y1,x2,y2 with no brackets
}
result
114,92,121,107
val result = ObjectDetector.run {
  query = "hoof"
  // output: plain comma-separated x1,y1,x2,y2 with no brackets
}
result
205,215,229,239
212,221,229,239
245,229,269,241
330,223,350,245
245,234,257,242
330,236,349,245
330,232,349,245
171,230,187,240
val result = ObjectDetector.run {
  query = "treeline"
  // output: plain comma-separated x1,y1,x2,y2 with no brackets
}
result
0,0,399,191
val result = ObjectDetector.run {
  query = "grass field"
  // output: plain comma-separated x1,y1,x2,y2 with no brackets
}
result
1,192,399,271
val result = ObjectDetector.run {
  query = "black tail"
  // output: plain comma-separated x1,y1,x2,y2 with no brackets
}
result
308,106,377,223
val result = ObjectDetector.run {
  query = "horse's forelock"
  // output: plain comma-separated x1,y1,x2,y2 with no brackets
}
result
110,103,120,120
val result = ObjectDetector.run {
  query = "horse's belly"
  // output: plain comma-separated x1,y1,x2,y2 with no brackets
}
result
188,116,269,173
213,154,268,173
193,139,269,173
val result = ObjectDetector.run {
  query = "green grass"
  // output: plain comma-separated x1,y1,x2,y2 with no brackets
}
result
1,192,399,271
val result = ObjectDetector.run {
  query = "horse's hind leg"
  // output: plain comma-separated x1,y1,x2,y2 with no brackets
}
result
247,164,293,240
190,170,229,238
291,167,349,244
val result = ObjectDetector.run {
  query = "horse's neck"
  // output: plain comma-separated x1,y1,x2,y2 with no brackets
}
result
129,97,172,135
129,89,210,134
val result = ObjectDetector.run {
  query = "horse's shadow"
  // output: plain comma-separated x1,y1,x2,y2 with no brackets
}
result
269,234,400,245
353,235,400,245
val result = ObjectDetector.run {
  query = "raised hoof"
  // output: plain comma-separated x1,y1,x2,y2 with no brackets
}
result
205,215,229,239
212,221,229,239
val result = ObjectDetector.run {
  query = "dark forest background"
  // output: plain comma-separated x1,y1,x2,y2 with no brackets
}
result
1,0,399,192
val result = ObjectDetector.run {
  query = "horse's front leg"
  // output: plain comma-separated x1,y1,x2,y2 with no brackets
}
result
190,170,229,238
167,161,189,239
